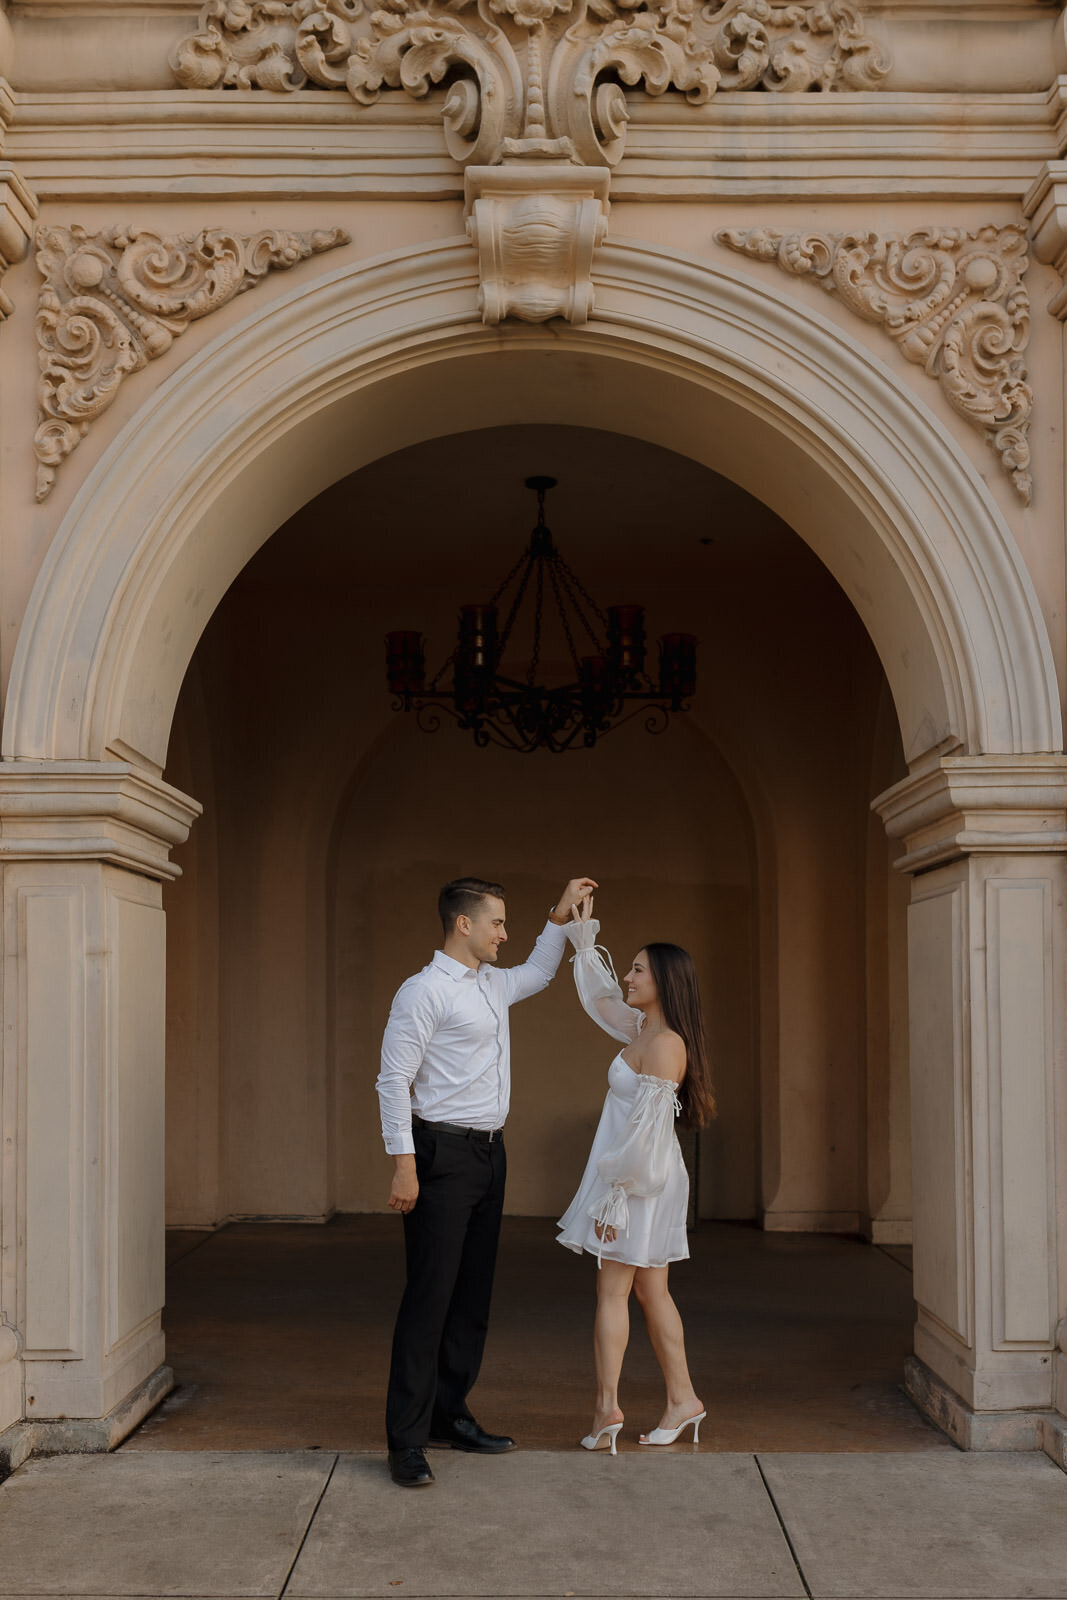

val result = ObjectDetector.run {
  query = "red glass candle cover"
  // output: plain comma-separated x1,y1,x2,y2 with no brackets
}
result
385,631,426,696
607,604,646,676
659,633,697,702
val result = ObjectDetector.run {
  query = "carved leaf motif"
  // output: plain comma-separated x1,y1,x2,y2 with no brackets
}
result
33,223,350,502
717,223,1033,504
704,0,889,91
172,0,891,167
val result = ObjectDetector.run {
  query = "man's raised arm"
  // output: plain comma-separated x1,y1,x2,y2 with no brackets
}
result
504,876,598,1004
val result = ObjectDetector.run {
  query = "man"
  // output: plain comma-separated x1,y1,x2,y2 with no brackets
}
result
376,873,597,1487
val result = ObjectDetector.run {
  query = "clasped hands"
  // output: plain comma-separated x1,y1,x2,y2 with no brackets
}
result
549,877,599,925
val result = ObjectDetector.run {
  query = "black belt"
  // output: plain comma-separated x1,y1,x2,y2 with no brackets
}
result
412,1115,503,1143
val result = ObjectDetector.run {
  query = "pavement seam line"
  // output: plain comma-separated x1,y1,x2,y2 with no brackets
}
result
277,1451,340,1599
753,1453,813,1600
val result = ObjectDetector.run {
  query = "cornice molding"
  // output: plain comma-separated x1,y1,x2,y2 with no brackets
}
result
0,761,201,880
33,220,349,500
874,756,1067,873
4,90,1058,204
718,222,1033,503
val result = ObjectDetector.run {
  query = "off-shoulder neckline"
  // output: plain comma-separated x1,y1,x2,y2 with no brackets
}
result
614,1051,683,1090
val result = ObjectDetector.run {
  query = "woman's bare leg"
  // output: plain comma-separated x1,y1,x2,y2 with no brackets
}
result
590,1260,635,1434
632,1266,703,1436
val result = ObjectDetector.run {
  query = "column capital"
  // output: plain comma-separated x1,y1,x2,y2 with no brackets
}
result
873,754,1067,872
1025,160,1067,319
0,761,201,880
0,163,38,320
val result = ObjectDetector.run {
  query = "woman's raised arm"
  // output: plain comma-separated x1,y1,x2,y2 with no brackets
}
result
564,915,642,1044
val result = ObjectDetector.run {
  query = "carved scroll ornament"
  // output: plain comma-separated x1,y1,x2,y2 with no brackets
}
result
171,0,891,168
34,223,349,501
717,225,1033,503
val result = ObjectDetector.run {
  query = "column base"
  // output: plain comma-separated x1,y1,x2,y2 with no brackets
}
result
0,1363,173,1479
906,1357,1066,1469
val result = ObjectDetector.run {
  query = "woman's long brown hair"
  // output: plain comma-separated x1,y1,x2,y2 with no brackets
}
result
643,942,716,1128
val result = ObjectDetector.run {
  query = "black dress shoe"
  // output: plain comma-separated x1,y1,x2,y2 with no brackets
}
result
388,1447,435,1487
429,1415,516,1453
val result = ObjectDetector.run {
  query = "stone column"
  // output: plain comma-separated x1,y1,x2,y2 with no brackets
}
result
875,757,1067,1457
0,763,199,1463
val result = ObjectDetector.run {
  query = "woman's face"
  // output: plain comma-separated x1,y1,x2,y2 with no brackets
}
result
624,950,658,1010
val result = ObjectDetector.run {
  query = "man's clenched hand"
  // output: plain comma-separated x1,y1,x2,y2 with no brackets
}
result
389,1155,419,1214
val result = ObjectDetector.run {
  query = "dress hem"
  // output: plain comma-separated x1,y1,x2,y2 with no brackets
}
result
555,1230,689,1269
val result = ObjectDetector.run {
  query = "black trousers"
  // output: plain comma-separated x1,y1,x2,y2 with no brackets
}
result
385,1124,507,1450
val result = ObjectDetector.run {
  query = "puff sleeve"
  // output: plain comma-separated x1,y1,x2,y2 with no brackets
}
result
563,918,642,1044
585,1075,682,1253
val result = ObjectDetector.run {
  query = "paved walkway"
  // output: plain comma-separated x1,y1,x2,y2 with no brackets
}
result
5,1222,1065,1597
3,1446,1067,1598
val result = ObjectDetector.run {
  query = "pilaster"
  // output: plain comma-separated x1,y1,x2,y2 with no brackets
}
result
874,757,1067,1446
0,764,198,1430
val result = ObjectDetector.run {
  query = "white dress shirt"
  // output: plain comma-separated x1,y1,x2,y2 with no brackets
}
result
376,919,569,1155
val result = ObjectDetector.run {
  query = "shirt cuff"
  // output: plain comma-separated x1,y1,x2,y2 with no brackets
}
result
541,916,570,945
384,1132,416,1156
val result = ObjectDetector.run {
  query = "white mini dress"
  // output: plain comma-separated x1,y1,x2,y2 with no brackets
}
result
556,920,690,1269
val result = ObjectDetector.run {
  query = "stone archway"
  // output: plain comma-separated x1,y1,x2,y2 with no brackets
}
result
3,235,1059,769
1,235,1064,1457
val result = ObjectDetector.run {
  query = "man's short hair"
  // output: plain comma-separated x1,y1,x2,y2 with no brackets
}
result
439,877,506,936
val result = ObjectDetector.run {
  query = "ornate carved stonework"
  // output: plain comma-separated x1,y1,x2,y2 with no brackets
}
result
34,223,350,502
172,0,891,168
717,224,1033,504
465,164,609,323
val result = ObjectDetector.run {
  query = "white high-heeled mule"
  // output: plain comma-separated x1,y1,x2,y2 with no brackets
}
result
580,1421,623,1455
638,1409,706,1446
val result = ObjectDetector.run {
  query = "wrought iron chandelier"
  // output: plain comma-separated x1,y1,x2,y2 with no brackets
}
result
385,477,696,754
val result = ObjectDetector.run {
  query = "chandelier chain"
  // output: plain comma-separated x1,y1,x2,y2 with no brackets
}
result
554,554,608,636
552,557,605,657
546,556,584,678
496,548,536,660
528,563,545,686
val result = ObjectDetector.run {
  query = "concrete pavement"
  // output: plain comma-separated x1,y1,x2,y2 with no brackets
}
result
2,1446,1067,1599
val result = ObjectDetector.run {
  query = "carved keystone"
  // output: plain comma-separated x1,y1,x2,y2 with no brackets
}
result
34,223,350,502
465,165,610,325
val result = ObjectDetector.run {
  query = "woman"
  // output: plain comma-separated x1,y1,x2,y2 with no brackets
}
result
557,897,715,1454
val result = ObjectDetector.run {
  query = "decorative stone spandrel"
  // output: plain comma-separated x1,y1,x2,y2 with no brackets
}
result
717,223,1033,505
33,223,350,502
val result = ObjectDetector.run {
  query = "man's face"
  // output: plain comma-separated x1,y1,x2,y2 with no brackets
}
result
464,896,508,964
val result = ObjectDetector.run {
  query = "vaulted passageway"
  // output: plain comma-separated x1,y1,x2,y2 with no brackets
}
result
161,423,909,1246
